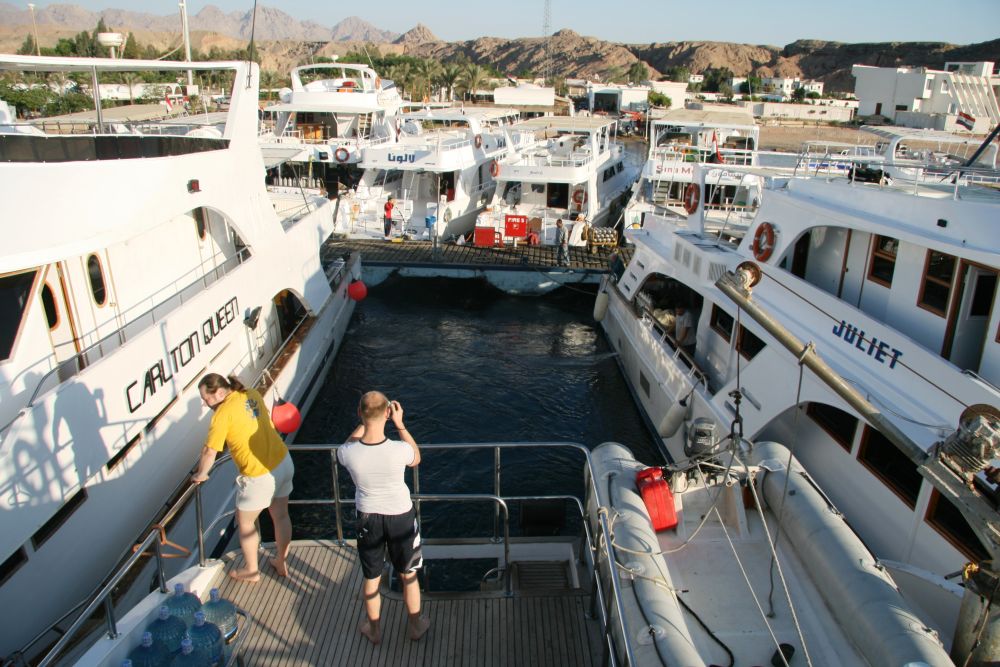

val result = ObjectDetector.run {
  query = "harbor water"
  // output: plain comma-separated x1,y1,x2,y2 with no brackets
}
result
286,275,660,557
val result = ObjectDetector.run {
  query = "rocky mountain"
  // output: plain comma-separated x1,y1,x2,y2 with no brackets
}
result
393,24,439,45
329,17,397,43
1,2,996,92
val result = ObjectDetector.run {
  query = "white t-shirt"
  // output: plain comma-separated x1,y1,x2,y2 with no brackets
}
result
675,311,693,345
338,438,415,515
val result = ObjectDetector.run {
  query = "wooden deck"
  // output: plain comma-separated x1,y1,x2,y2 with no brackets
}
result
216,541,603,666
321,238,632,273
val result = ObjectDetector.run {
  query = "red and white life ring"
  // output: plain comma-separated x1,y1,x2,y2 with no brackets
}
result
490,160,500,177
474,134,483,149
752,222,777,261
683,183,700,214
571,190,589,205
334,147,350,163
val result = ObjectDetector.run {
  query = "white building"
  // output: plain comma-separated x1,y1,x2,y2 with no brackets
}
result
739,100,854,122
688,74,704,84
644,80,689,109
760,77,824,97
490,83,570,117
587,82,652,113
852,61,999,132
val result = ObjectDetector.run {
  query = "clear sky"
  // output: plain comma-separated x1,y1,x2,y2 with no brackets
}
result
28,0,1000,45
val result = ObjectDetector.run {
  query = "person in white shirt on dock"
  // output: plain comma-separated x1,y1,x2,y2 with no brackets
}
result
339,392,429,644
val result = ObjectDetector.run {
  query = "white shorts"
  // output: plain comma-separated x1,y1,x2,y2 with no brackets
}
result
235,453,294,512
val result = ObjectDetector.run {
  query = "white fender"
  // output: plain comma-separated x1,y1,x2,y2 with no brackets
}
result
593,289,609,322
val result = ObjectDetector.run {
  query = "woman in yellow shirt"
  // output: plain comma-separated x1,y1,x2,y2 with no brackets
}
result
192,373,294,582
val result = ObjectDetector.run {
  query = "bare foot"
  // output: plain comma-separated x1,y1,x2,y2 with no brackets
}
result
359,618,381,645
227,567,261,583
408,615,430,641
270,557,288,577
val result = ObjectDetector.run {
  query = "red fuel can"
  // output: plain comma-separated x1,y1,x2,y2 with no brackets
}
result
635,467,678,531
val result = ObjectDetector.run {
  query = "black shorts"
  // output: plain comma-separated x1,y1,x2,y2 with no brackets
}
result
356,507,423,579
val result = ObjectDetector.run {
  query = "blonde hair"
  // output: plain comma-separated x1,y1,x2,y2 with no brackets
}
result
358,391,389,421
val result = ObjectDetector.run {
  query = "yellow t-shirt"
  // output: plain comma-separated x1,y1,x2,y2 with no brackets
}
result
205,389,288,477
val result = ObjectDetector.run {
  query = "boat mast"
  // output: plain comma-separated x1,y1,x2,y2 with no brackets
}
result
178,0,194,89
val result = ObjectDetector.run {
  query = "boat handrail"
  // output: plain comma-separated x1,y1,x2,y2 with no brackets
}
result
26,246,252,407
638,307,708,384
26,441,636,667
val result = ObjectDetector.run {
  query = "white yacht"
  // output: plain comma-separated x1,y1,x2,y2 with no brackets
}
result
595,140,1000,645
798,125,1000,185
477,116,639,247
336,107,525,241
624,108,762,240
0,55,359,661
259,60,403,194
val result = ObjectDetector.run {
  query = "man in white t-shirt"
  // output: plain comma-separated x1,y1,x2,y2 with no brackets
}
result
338,391,428,644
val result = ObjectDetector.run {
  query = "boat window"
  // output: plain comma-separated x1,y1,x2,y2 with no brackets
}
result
867,235,898,287
917,250,957,317
0,270,38,361
86,254,107,307
925,488,988,561
736,325,765,360
41,283,58,330
710,305,734,343
0,547,28,587
616,162,624,174
970,273,996,318
857,425,922,508
31,488,88,550
805,402,857,451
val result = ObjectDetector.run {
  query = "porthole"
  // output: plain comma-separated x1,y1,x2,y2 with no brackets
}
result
86,254,107,306
41,283,58,329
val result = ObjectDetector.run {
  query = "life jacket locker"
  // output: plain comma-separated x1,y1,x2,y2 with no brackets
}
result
635,467,678,531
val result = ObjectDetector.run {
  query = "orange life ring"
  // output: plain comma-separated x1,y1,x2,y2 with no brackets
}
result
334,147,350,163
474,134,483,149
683,183,700,214
752,222,777,261
490,160,500,177
571,190,589,205
375,76,382,89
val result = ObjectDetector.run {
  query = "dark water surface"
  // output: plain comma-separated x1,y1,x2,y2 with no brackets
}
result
288,275,660,545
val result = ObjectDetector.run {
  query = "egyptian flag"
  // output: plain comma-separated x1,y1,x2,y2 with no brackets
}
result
957,111,975,130
712,130,724,163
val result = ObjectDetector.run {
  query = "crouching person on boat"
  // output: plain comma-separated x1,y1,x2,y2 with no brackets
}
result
191,373,294,582
339,392,429,644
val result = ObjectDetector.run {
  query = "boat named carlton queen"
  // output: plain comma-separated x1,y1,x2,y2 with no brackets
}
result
0,54,358,662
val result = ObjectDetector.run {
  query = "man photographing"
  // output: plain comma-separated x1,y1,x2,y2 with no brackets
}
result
339,391,429,644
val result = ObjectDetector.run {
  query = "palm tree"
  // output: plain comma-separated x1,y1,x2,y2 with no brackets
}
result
412,59,442,102
385,63,413,100
459,63,488,102
260,70,278,102
439,63,462,102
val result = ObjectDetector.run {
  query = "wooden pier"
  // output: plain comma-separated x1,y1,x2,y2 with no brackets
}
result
321,238,631,274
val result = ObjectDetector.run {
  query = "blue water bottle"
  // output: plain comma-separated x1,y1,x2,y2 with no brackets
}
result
188,611,224,666
126,631,170,667
146,605,186,653
168,637,207,666
164,583,202,628
201,588,238,640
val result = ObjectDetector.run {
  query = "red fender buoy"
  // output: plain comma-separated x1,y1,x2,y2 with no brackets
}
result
271,399,302,434
348,280,368,301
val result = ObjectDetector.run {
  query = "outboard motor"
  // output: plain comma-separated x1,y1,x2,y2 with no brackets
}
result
684,418,719,459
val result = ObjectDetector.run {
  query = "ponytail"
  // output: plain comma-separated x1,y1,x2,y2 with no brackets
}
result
198,373,247,394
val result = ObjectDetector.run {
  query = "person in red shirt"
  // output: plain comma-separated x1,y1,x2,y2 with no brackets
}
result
383,195,395,240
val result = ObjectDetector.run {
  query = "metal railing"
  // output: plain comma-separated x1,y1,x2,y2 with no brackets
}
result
25,441,636,667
